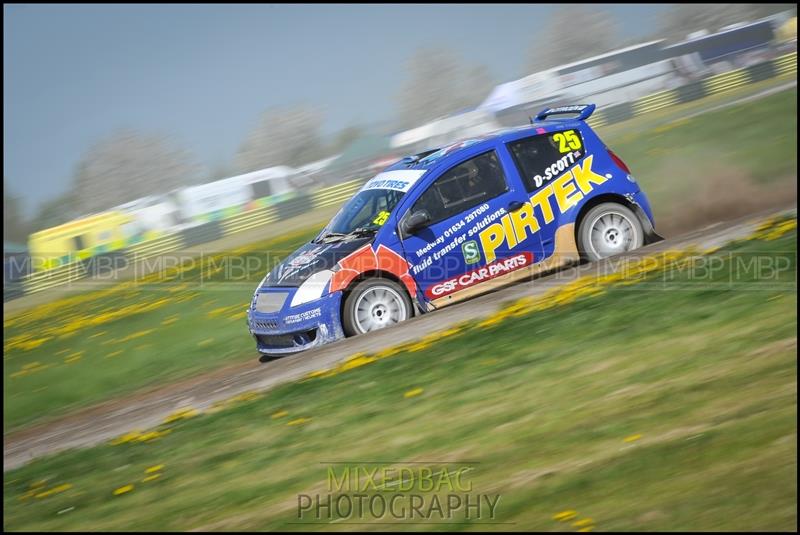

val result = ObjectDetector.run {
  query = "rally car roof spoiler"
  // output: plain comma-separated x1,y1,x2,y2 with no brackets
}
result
533,104,596,123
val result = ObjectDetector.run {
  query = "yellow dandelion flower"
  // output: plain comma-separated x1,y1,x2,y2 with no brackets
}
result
404,387,424,398
111,430,142,445
578,526,594,532
163,407,199,424
35,483,72,498
553,510,578,521
113,484,134,496
624,434,642,443
339,353,376,371
287,417,312,426
136,431,162,442
145,464,164,474
477,312,507,329
135,429,171,442
573,518,594,527
374,346,402,360
304,369,328,380
142,474,161,483
407,340,432,352
271,410,288,419
64,352,83,364
231,391,261,403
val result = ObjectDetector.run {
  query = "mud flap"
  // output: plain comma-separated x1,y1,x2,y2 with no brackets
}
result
628,198,664,245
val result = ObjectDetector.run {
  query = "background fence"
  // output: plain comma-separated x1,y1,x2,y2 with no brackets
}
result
587,51,797,128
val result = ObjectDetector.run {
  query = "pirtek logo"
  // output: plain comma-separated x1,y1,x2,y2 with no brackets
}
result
478,154,608,263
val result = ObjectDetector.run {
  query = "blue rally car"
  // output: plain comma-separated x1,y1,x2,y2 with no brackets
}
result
248,105,660,359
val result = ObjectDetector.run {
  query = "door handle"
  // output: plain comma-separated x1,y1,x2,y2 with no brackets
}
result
508,200,525,212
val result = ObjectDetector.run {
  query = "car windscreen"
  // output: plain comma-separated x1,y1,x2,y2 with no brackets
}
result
324,188,406,236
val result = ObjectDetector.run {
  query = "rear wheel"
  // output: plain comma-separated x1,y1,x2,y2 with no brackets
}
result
342,278,412,337
577,202,644,262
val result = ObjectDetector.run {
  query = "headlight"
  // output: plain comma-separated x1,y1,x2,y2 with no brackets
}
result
291,269,334,307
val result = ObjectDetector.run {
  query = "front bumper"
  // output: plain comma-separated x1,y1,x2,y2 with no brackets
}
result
247,288,345,355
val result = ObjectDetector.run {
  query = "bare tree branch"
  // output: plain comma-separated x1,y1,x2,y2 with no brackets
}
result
236,105,325,173
525,6,621,74
396,47,495,129
72,130,200,214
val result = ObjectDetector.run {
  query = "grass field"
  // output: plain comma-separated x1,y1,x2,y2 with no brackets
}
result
3,229,318,431
608,88,797,233
597,73,797,140
3,88,798,433
3,227,796,531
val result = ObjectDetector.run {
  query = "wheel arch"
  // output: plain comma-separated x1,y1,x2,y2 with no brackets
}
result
574,193,660,246
339,269,420,324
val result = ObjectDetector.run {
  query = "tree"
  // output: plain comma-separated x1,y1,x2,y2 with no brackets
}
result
236,105,325,173
462,64,495,113
30,191,79,233
72,130,200,214
658,4,763,42
328,125,363,156
396,47,496,129
3,181,29,243
200,163,237,185
524,6,621,74
657,4,794,43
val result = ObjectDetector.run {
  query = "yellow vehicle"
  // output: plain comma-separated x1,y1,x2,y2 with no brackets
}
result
777,17,797,43
27,211,134,271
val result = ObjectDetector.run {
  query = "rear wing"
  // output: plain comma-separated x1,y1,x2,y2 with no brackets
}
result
532,104,596,122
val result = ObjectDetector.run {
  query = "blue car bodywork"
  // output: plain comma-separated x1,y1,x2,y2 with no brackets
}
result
248,104,659,357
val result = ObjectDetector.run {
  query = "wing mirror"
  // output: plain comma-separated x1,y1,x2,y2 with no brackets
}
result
402,210,431,235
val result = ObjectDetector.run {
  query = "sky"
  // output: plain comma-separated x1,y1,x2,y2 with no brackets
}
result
3,4,672,216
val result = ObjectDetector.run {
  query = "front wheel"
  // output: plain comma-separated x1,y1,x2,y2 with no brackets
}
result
577,202,644,262
342,278,413,337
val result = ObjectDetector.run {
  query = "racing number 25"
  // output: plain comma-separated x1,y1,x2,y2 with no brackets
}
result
553,130,582,153
372,210,390,226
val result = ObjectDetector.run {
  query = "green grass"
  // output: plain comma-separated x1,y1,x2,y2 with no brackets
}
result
598,72,798,140
3,230,796,531
3,88,798,433
3,229,319,432
608,88,797,225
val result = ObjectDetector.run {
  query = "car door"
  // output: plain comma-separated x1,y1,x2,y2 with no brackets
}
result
504,127,587,262
398,146,540,308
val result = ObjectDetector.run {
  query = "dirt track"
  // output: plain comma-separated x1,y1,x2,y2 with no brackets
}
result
4,204,796,472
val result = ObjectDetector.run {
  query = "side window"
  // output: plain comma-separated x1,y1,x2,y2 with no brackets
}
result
508,129,585,193
410,150,508,226
72,234,86,251
252,180,273,199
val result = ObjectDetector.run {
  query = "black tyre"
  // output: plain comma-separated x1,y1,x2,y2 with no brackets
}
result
577,202,644,262
342,278,413,337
